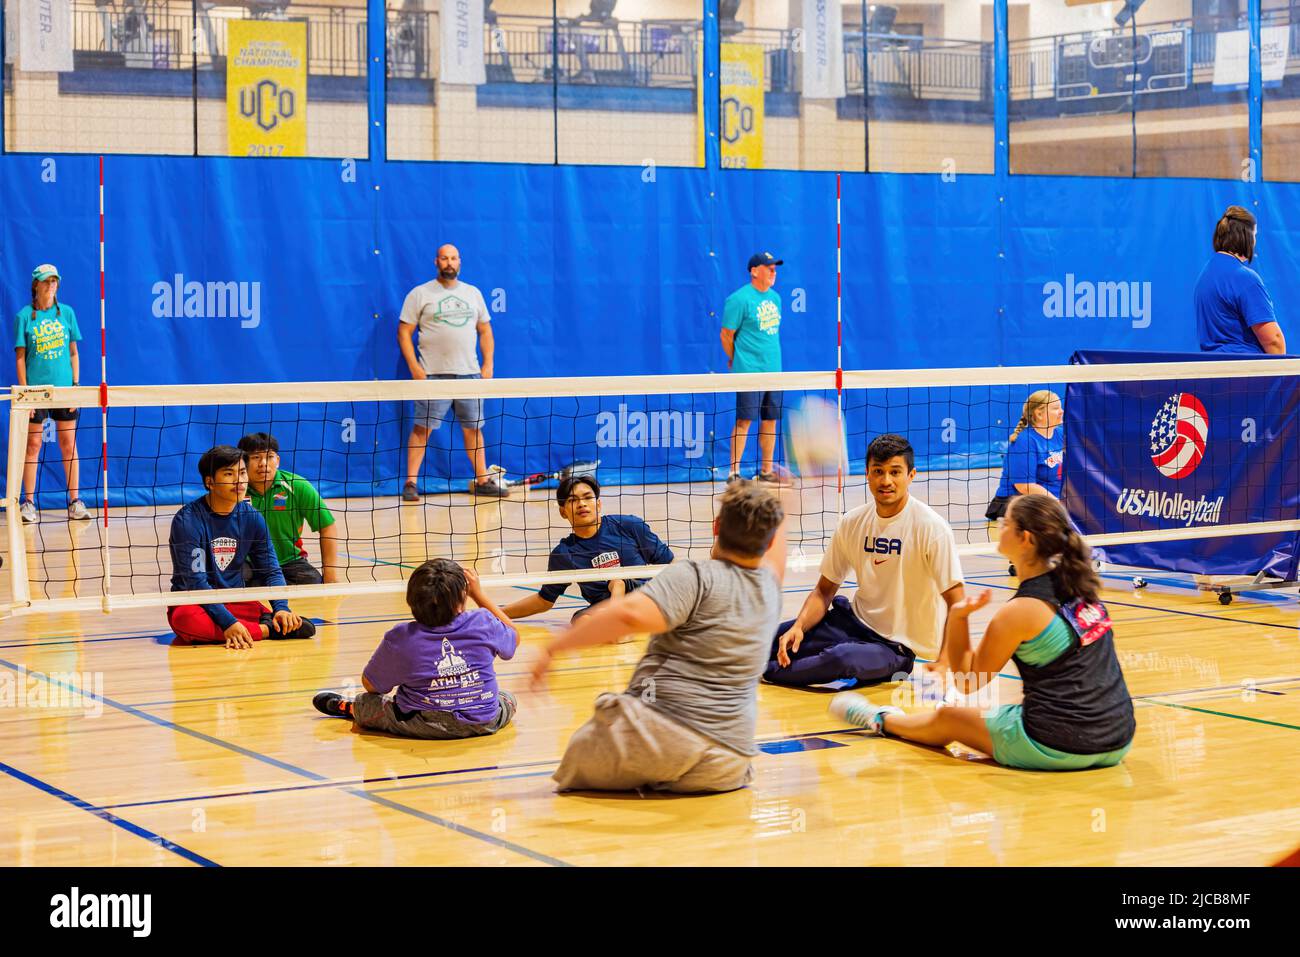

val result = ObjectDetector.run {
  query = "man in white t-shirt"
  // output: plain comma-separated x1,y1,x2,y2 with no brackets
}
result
398,243,506,500
765,433,965,687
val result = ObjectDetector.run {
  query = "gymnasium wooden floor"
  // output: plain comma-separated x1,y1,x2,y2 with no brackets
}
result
2,476,1299,867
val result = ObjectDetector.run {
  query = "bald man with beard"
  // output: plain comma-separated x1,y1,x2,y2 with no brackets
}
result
398,243,506,499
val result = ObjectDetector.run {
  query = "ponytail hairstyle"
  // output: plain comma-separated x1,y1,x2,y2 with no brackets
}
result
30,278,61,318
1007,493,1100,604
1009,389,1061,444
1213,205,1257,263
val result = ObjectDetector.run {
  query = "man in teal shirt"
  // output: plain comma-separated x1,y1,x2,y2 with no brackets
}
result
721,251,783,484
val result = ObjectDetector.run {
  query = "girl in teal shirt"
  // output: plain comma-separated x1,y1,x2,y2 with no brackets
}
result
13,264,89,523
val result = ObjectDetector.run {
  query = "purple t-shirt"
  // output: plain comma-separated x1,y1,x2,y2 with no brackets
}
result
362,610,518,724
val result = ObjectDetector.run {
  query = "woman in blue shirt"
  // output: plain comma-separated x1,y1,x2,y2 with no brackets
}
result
1194,205,1286,355
13,264,89,523
985,389,1064,522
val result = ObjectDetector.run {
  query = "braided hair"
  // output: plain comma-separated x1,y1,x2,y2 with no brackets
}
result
1007,493,1099,604
30,278,61,318
1009,389,1060,444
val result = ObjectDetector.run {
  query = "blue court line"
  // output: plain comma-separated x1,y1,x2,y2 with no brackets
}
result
1132,676,1300,700
370,769,558,796
972,580,1300,632
1100,571,1300,604
0,657,570,866
0,760,219,867
0,617,332,651
95,724,871,815
97,758,563,811
126,658,646,709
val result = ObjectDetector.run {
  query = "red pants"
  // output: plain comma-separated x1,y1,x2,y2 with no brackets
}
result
168,601,270,646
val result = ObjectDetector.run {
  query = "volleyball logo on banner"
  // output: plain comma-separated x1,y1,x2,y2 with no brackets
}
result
1150,392,1208,480
227,20,307,158
697,43,765,168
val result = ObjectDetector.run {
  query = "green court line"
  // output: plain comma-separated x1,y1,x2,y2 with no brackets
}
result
1143,698,1300,732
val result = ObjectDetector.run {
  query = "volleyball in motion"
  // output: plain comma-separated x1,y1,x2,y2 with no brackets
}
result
785,396,848,479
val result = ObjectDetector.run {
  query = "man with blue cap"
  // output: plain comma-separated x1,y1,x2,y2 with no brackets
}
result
720,251,784,484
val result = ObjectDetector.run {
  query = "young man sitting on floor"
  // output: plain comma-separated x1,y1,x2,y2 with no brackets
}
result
167,445,316,648
502,475,673,622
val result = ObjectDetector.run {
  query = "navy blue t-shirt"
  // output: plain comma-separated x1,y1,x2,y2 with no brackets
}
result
1194,253,1276,354
169,496,289,629
995,427,1064,498
539,514,673,605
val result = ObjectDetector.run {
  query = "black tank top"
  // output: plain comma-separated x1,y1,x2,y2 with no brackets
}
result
1012,573,1136,755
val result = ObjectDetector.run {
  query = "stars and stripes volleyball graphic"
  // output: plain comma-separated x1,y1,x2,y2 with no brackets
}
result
1150,392,1208,480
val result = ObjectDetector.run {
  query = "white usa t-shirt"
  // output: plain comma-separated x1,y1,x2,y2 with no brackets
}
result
399,279,490,376
820,495,963,658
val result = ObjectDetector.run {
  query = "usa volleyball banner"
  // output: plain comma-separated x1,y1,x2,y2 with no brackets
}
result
1063,351,1300,577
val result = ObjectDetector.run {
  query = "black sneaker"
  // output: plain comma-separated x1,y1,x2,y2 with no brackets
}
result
313,691,352,718
260,611,317,640
401,482,421,503
472,479,509,497
726,472,743,485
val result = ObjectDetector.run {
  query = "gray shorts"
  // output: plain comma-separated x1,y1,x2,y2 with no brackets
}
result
553,692,753,794
351,689,516,739
414,373,484,431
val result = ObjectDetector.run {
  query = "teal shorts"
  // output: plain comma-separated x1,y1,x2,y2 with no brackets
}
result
984,704,1132,772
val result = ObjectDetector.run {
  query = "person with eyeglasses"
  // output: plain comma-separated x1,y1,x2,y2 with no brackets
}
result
14,264,90,523
501,475,673,622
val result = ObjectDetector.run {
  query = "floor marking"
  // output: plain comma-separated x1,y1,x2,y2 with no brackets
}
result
0,760,219,867
1143,698,1300,732
96,759,563,811
0,658,570,866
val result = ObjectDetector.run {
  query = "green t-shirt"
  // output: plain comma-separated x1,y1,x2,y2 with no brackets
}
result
245,470,335,567
721,283,782,373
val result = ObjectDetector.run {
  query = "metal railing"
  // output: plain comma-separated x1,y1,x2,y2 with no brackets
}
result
60,4,1300,106
70,0,367,77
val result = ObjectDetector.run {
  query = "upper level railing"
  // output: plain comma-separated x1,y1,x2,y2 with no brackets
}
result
62,3,1300,107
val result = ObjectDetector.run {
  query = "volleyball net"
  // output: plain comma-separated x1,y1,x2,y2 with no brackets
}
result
6,357,1300,615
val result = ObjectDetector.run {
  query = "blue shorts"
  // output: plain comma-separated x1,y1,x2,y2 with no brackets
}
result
736,390,782,422
984,704,1132,771
414,373,484,431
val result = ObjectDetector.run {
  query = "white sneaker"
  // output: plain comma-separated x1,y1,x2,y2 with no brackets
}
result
829,692,904,735
19,500,37,524
68,499,91,521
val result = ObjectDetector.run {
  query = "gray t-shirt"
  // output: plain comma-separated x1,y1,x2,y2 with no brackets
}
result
399,279,490,375
626,559,781,756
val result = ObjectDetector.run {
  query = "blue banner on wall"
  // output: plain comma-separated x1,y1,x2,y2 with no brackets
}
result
1063,350,1300,578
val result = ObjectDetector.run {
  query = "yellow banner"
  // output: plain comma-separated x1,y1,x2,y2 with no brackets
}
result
227,21,308,158
698,43,765,169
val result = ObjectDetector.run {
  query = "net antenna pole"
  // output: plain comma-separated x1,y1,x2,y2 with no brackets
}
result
98,156,112,614
835,172,844,516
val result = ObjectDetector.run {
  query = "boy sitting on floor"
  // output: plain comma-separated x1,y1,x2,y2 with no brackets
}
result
168,444,316,648
313,558,519,739
530,481,788,794
502,475,673,622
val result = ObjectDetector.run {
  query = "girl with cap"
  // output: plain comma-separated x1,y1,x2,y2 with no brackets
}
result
14,264,90,522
